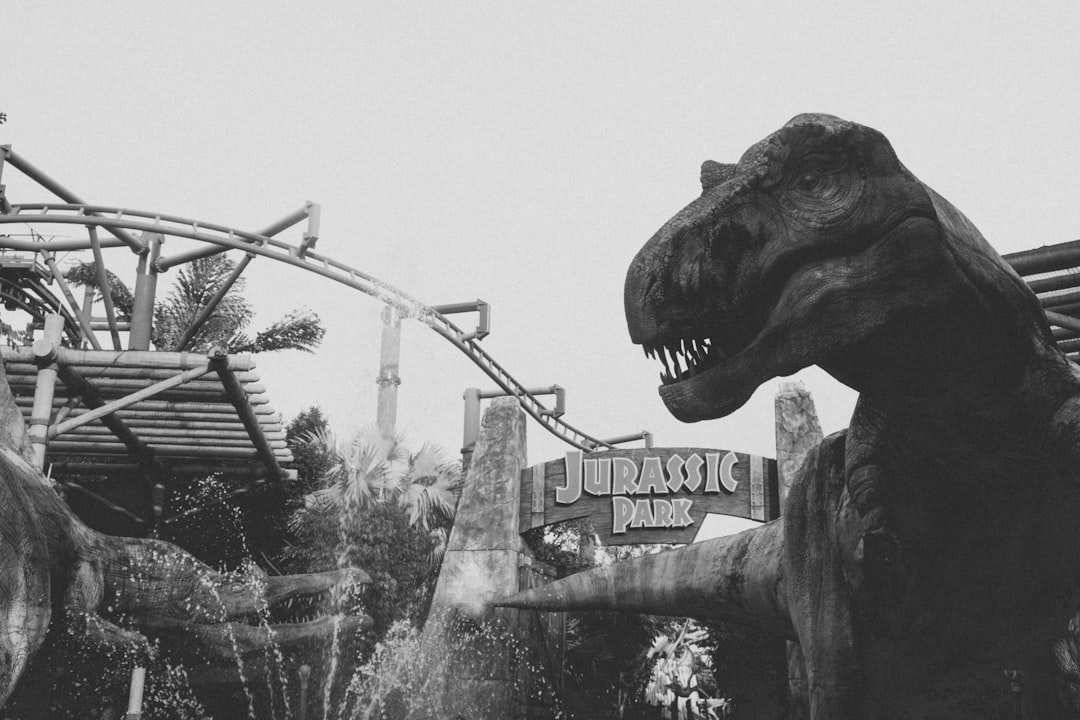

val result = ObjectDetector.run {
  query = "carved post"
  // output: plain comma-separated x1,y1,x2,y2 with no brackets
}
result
775,381,823,510
775,380,824,720
425,397,534,717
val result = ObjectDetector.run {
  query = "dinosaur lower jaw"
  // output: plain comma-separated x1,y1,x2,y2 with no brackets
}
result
159,614,374,662
654,316,789,422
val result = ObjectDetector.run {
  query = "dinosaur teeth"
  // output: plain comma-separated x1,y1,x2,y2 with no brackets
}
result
648,335,727,385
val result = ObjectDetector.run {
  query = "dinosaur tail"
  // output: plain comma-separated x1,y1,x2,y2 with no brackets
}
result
497,520,793,637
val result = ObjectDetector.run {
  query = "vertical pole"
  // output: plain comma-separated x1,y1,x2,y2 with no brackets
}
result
297,664,311,720
461,387,481,473
29,314,65,469
129,234,163,350
124,667,146,719
81,286,96,330
0,145,8,213
88,226,124,350
375,305,401,443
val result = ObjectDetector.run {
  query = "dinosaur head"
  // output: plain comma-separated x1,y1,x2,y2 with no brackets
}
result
625,114,1029,421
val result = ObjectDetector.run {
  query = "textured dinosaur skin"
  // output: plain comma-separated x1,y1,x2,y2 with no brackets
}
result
0,362,371,709
503,114,1080,717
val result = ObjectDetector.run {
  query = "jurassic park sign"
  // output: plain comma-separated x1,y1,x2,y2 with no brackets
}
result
518,448,779,545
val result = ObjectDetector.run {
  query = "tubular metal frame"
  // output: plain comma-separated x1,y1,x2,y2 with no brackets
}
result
1,203,616,451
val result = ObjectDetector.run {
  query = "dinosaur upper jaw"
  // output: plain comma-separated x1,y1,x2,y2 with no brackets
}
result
635,213,943,423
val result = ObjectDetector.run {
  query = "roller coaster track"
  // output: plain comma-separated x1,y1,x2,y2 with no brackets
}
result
0,202,618,451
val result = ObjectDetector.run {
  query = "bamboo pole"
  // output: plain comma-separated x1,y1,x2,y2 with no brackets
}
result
3,362,261,383
2,148,146,253
214,360,286,479
1005,239,1080,276
46,442,291,459
60,417,282,432
0,347,256,372
1045,310,1080,334
4,373,264,394
54,364,165,474
13,396,279,416
61,425,282,441
29,315,65,468
51,435,285,449
50,461,288,479
49,365,214,438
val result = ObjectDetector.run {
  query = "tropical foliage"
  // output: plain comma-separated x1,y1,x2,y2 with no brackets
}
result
66,255,324,353
279,422,462,633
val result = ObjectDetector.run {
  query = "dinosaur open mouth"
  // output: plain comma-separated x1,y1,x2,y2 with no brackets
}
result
642,336,727,385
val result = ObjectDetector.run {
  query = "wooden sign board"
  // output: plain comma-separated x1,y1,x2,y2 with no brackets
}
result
518,447,779,545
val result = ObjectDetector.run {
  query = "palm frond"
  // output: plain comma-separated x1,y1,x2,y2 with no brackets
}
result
229,309,325,354
65,261,135,319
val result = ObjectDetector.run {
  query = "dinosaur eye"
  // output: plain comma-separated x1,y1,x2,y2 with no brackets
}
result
781,152,860,224
797,169,823,189
791,158,834,192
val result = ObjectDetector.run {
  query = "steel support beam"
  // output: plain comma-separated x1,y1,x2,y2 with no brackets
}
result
40,252,102,350
87,226,123,349
129,233,162,350
2,148,146,253
154,206,311,272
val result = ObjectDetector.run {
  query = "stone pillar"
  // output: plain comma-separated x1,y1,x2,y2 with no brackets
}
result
774,381,824,720
425,397,533,718
774,381,824,511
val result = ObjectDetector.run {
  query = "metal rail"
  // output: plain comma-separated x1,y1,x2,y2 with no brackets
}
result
0,203,617,451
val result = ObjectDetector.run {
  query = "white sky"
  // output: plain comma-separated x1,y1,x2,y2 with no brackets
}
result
3,2,1079,517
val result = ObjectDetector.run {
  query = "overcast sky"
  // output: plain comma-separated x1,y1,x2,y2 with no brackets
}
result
4,2,1079,514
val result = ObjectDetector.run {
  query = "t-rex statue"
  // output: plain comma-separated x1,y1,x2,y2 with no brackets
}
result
501,114,1080,717
0,358,371,712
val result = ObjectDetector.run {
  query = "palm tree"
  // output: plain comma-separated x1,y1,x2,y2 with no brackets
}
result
68,255,325,354
295,427,461,557
283,426,462,632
